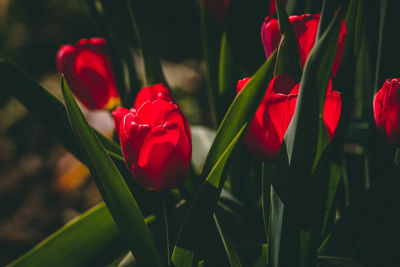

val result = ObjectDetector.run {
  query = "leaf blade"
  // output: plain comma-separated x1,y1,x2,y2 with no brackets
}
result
61,77,163,267
9,203,123,267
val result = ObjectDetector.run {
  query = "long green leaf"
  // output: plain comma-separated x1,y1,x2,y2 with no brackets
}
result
125,0,167,87
202,52,276,181
373,0,387,94
200,1,224,126
0,56,123,164
61,77,163,267
274,0,302,80
9,203,124,267
10,203,155,267
320,162,342,238
213,213,242,267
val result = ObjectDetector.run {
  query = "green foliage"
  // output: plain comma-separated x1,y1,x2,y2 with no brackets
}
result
62,78,163,267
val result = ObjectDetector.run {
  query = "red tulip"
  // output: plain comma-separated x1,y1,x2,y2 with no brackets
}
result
237,74,341,161
261,13,346,76
112,85,191,191
56,38,120,110
373,78,400,146
202,0,230,23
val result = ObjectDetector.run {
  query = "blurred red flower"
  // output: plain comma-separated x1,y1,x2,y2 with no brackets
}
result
261,13,346,76
202,0,230,23
56,38,120,110
373,78,400,146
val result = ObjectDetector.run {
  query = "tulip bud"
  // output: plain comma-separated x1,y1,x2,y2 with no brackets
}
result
373,78,400,146
261,13,346,76
237,74,341,161
202,0,230,23
56,38,120,110
112,85,191,191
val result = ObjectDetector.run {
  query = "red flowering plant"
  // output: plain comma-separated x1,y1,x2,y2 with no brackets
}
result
1,0,400,266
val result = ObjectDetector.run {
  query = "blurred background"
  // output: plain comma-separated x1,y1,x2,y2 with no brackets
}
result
0,0,207,264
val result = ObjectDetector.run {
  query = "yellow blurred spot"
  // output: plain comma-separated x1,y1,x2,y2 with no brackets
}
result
56,161,89,193
104,96,121,110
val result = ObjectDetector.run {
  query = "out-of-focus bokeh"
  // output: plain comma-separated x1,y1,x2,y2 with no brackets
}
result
0,0,206,265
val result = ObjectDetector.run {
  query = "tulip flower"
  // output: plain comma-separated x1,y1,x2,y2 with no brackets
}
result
202,0,230,23
56,38,120,110
237,74,341,161
373,78,400,146
261,13,346,76
112,85,192,191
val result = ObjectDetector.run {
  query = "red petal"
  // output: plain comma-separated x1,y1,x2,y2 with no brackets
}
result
374,78,400,145
136,124,190,191
323,80,342,139
236,77,252,93
112,107,130,136
290,14,320,66
136,99,179,127
242,74,297,161
261,17,281,58
332,19,347,76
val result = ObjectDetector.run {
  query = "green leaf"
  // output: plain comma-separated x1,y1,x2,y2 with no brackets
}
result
274,0,302,81
217,31,239,119
317,256,364,267
213,213,242,267
202,52,276,181
316,0,337,42
61,77,163,267
218,32,236,96
200,2,224,126
320,163,342,237
9,203,124,267
0,56,123,164
261,163,275,241
269,186,284,267
253,243,269,267
373,0,387,95
171,247,194,267
125,0,167,87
